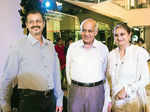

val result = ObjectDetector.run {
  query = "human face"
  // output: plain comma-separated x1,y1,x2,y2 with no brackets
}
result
26,13,45,37
81,21,97,46
58,39,63,45
138,41,143,46
114,27,131,47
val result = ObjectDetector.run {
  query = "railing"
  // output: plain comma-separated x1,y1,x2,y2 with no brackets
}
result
70,0,150,8
76,0,107,3
134,0,150,8
112,0,150,9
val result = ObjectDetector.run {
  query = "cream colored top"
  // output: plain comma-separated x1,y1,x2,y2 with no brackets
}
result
108,45,150,104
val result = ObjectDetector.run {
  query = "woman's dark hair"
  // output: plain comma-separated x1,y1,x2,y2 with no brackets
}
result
113,23,131,34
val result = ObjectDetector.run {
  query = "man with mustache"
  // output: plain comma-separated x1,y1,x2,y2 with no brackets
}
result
0,10,63,112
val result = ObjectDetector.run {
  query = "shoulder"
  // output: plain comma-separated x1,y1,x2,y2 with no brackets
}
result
44,39,55,48
69,40,81,49
7,37,28,55
47,39,54,45
132,45,149,60
95,40,108,49
131,45,148,54
10,37,27,49
109,48,118,57
94,40,109,55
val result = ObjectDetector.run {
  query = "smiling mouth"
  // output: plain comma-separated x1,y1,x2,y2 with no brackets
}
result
84,36,91,39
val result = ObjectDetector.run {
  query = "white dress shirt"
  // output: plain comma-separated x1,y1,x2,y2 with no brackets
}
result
108,45,150,104
66,39,108,84
66,39,111,112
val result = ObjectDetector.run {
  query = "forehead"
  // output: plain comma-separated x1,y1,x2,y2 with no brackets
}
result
82,21,95,29
115,27,127,33
27,13,43,20
58,39,63,42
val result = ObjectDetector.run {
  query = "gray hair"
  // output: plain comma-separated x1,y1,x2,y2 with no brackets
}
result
80,18,98,33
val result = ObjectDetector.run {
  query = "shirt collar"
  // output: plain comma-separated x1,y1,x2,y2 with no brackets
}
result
27,33,49,46
116,44,133,54
80,39,98,48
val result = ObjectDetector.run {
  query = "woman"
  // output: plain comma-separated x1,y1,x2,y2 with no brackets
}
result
107,23,150,112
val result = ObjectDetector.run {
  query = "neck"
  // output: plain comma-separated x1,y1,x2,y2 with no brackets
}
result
33,34,43,45
84,44,92,49
83,40,94,49
119,43,130,51
119,43,130,58
58,44,62,47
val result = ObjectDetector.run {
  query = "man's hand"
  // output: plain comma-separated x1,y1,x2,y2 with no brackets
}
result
56,106,63,112
116,87,127,100
108,102,112,112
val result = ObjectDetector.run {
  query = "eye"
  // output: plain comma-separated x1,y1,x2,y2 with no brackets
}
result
82,29,86,32
120,33,125,36
82,29,94,33
88,30,93,33
28,20,34,24
36,20,42,24
114,34,118,37
114,33,125,37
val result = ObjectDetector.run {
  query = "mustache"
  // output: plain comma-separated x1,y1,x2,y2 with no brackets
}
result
31,26,40,29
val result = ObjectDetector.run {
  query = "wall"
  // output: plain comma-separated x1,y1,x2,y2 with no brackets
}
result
127,8,150,26
145,26,150,50
0,0,24,75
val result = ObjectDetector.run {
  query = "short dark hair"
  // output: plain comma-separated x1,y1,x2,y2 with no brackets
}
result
113,23,131,34
56,38,62,42
25,10,45,22
137,38,144,44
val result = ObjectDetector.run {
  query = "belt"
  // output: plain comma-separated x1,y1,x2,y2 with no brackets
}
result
18,89,54,97
72,80,104,87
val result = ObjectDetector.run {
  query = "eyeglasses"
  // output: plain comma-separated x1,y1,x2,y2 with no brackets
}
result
114,33,125,37
27,20,43,25
82,29,95,34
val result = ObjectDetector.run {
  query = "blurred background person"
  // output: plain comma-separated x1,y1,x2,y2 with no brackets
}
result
137,37,147,49
107,23,150,112
64,38,73,55
55,38,66,89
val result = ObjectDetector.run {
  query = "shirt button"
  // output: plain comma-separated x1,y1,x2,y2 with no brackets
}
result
44,65,47,68
42,55,45,58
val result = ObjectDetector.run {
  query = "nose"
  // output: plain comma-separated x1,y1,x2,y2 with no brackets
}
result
118,35,122,39
85,31,90,36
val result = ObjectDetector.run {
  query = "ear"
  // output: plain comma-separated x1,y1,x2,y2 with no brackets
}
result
43,21,45,27
129,32,132,36
25,22,28,29
128,32,132,41
94,29,98,36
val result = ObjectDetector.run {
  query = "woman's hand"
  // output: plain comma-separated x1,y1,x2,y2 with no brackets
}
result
116,87,127,100
108,102,112,112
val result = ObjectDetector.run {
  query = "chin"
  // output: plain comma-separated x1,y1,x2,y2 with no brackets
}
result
118,43,123,46
118,41,124,45
83,40,90,44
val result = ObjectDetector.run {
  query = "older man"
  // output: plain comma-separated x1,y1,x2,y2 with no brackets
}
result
66,18,110,112
0,10,63,112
